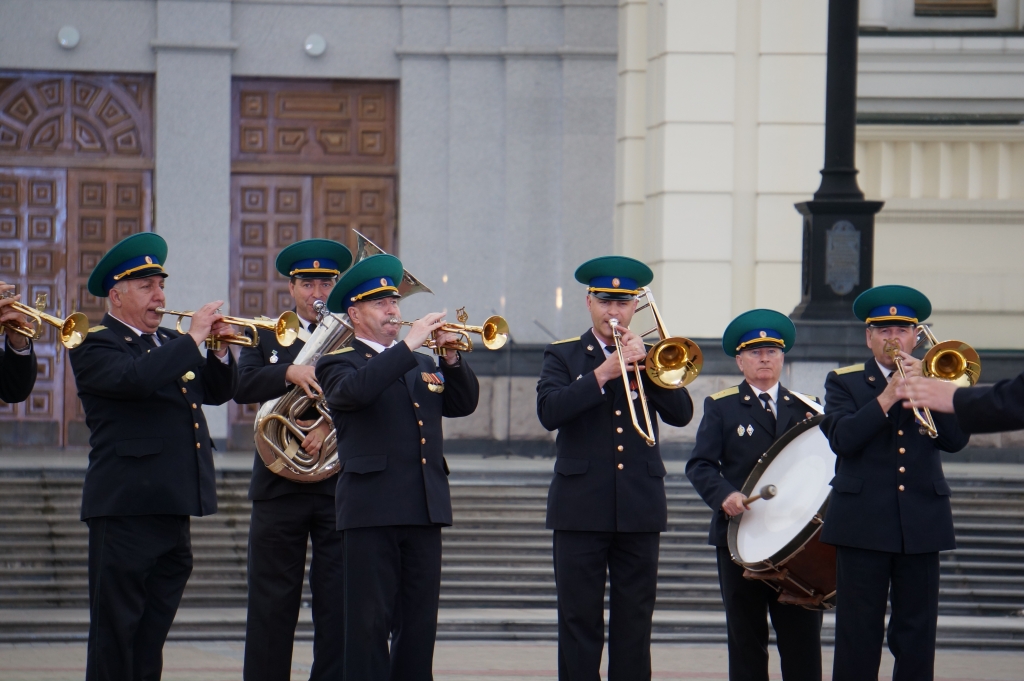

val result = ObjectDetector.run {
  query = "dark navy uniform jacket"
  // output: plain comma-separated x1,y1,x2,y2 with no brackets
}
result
537,329,694,533
686,381,822,547
820,358,969,554
0,341,36,404
316,339,479,531
70,314,238,521
953,373,1024,434
236,323,335,500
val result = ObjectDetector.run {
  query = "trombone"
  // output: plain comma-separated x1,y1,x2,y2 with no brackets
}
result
610,287,703,447
156,308,300,350
0,292,90,349
884,324,981,439
390,307,509,356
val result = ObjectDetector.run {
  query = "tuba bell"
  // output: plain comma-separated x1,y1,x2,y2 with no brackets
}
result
253,231,433,482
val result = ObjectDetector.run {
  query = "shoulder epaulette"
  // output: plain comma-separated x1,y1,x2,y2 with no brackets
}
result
710,386,740,400
327,347,355,355
88,325,106,333
551,337,580,345
833,363,865,376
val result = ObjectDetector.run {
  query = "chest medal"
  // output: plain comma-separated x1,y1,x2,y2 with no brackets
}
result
269,350,279,364
421,371,445,393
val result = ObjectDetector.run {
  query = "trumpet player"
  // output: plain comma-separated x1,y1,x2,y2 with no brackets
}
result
536,256,693,681
236,239,352,681
0,280,37,404
686,310,822,681
69,232,238,681
820,285,968,681
315,253,479,681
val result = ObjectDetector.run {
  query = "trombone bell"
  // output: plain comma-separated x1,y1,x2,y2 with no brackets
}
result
923,340,981,388
645,337,703,389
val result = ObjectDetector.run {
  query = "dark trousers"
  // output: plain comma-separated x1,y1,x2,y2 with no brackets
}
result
553,530,660,681
833,546,940,681
86,515,192,681
716,548,822,681
244,493,345,681
341,525,442,681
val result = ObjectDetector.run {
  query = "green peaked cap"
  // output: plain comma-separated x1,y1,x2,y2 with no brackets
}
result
852,285,931,325
87,232,168,298
722,309,796,357
327,254,406,313
275,238,353,278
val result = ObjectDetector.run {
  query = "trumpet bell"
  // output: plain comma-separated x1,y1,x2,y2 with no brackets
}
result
480,315,509,350
274,311,301,347
923,340,981,387
61,312,90,349
645,336,703,389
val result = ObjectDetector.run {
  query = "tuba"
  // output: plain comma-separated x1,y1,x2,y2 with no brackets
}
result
253,231,432,481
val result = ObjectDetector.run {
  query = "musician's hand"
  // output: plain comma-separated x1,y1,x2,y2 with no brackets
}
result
897,375,958,414
186,301,225,350
0,283,29,350
285,364,322,398
404,310,447,351
207,320,237,358
722,491,749,517
297,419,330,456
593,353,623,388
898,351,923,378
877,372,902,414
618,329,647,367
433,329,463,365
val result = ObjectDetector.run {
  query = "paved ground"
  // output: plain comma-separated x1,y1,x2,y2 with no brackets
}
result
1,640,1023,680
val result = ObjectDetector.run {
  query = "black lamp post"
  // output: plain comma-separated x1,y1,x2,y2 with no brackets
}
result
791,0,883,323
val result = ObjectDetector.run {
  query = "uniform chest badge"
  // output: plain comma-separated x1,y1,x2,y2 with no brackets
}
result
629,379,639,401
737,425,745,437
747,425,754,436
270,350,279,364
182,371,195,383
421,371,445,393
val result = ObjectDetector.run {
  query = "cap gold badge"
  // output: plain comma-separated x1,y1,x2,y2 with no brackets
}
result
144,256,153,264
313,260,320,268
759,330,767,338
890,306,897,315
611,277,620,288
380,278,387,286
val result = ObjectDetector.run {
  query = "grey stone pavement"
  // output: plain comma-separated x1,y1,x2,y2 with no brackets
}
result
1,640,1023,680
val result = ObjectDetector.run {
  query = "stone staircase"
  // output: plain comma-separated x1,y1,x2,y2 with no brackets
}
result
0,464,1023,647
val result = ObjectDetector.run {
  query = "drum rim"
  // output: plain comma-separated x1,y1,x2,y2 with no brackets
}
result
727,414,832,571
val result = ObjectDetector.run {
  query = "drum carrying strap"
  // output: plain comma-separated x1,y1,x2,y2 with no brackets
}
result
788,390,824,416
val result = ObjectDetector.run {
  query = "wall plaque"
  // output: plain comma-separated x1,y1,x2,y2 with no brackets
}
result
826,220,860,296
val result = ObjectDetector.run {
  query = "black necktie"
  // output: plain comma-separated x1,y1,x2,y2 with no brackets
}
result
139,333,157,349
888,371,895,381
759,392,775,422
308,322,317,334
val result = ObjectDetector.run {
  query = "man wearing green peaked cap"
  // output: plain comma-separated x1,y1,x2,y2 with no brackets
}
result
820,284,968,681
69,231,239,681
538,255,693,681
316,253,480,680
687,309,823,681
236,237,352,681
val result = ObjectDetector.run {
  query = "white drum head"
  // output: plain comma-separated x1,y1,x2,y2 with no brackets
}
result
734,424,835,564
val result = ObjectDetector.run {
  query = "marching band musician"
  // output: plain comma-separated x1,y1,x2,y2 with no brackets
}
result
315,253,480,681
236,239,352,681
537,256,693,681
0,280,37,404
820,285,969,681
685,310,822,681
69,232,238,681
897,368,1024,435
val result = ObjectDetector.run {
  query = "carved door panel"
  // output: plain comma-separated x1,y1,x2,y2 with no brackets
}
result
228,174,313,446
0,168,67,445
312,176,395,254
63,169,153,445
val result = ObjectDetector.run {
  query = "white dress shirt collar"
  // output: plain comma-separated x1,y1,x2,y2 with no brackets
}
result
357,336,398,355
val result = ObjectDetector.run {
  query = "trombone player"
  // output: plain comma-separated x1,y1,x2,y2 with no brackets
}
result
820,285,968,681
0,280,37,404
69,232,238,681
536,256,693,681
237,238,352,681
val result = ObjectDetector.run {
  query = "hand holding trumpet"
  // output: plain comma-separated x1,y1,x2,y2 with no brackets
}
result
182,301,235,358
0,282,30,351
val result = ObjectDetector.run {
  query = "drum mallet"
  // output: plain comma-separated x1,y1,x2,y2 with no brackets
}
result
744,484,777,505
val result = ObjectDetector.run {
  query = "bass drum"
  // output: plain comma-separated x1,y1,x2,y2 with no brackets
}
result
727,414,837,610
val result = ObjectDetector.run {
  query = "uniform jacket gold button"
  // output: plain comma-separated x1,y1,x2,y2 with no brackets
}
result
194,423,199,429
899,466,906,473
899,447,906,454
196,443,201,449
744,395,750,401
617,445,623,452
418,420,424,426
181,387,187,394
421,458,426,464
898,430,904,436
616,427,623,433
898,485,905,491
191,403,197,409
413,402,420,408
421,438,426,444
617,463,624,470
615,410,621,416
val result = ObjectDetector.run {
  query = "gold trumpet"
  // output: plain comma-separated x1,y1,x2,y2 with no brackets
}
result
0,292,90,349
389,307,509,356
156,308,300,350
610,287,703,447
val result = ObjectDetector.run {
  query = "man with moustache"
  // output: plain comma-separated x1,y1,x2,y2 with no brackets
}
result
69,232,238,681
0,279,37,404
315,253,480,681
686,309,822,681
820,285,969,681
237,239,352,681
537,256,693,681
